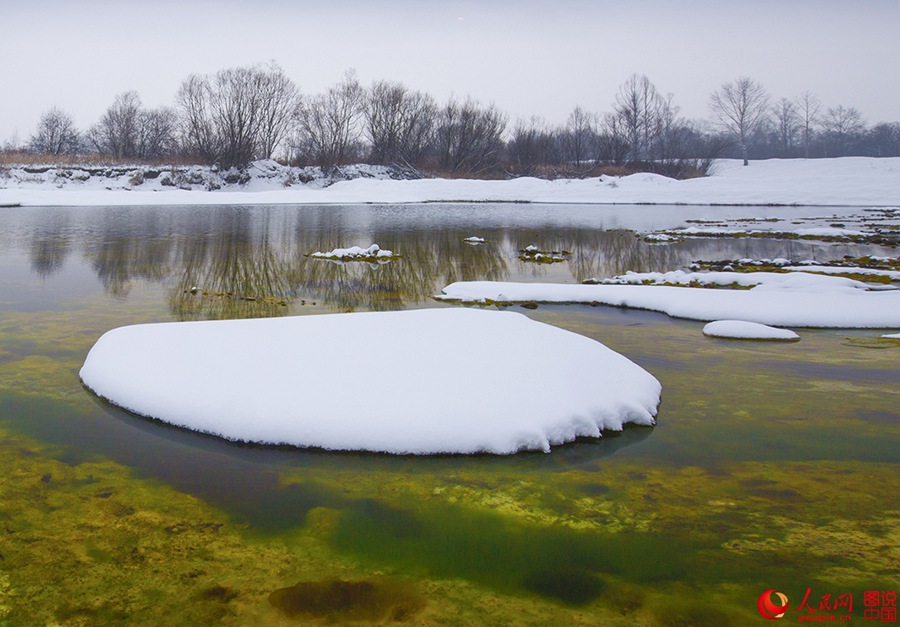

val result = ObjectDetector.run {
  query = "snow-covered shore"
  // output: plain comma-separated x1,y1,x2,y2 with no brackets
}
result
2,157,899,207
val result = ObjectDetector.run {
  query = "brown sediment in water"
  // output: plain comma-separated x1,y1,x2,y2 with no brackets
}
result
268,577,425,622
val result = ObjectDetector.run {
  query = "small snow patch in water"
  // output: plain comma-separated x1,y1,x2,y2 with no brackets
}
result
702,320,800,341
309,244,395,261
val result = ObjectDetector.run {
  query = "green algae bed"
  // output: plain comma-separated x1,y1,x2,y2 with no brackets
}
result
0,204,898,625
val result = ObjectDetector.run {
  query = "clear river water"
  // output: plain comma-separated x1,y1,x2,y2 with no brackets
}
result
0,203,897,625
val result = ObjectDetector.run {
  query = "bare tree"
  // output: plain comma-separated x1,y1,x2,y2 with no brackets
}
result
562,106,599,169
177,64,299,168
364,80,436,169
795,91,821,158
295,70,364,170
29,107,81,155
89,91,143,158
613,74,662,164
820,105,865,156
597,112,630,165
177,74,218,163
772,98,800,156
652,93,686,164
506,117,557,176
255,63,299,160
865,122,900,157
2,131,21,153
709,77,770,165
137,107,178,160
433,96,506,174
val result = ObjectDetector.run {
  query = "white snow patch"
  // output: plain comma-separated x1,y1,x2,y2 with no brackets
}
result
463,236,486,244
643,233,679,243
310,244,394,260
792,227,867,237
601,270,875,290
883,333,900,339
667,225,868,239
79,309,660,455
781,265,900,281
437,280,900,328
702,320,800,341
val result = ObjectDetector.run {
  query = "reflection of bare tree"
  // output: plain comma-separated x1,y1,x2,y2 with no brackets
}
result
293,226,510,311
29,209,72,279
503,227,680,281
83,209,174,297
572,230,684,280
169,209,298,320
59,204,868,320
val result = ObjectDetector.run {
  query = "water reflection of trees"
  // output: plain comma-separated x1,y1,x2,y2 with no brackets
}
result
502,227,683,281
29,209,73,279
170,209,297,320
27,206,882,319
43,207,514,318
82,209,175,297
292,226,510,311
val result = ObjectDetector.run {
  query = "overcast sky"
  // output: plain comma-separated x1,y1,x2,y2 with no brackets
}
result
2,0,898,145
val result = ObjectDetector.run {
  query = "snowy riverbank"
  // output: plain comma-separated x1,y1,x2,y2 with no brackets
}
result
2,157,899,207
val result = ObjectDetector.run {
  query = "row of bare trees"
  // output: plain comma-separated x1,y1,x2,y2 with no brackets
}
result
178,63,298,169
28,94,178,161
18,67,900,177
708,77,899,162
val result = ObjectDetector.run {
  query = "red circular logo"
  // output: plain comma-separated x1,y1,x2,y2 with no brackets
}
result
758,589,789,620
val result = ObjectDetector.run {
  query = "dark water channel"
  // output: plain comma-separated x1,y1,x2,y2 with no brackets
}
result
0,203,897,625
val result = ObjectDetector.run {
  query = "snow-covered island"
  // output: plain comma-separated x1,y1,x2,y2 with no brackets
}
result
437,272,900,329
79,309,661,455
2,157,899,207
308,244,397,262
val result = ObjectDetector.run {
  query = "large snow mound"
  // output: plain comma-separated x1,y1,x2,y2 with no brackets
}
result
79,309,660,455
437,278,900,328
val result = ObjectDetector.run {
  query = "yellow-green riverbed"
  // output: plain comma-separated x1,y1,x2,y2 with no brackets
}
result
0,204,897,625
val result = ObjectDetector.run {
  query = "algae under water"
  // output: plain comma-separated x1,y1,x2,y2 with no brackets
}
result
0,204,897,625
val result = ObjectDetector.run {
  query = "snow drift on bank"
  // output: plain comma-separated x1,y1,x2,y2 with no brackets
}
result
79,308,660,455
2,157,899,207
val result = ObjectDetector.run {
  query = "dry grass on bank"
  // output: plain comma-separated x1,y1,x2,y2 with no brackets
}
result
0,152,205,168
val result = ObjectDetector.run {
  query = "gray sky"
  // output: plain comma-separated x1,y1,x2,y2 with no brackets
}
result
2,0,899,146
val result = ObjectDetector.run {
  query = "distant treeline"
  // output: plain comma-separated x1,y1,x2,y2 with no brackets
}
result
9,64,900,179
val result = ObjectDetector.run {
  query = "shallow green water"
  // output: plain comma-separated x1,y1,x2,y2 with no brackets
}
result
0,204,897,625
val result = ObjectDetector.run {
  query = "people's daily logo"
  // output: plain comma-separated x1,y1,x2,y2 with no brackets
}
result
758,589,789,620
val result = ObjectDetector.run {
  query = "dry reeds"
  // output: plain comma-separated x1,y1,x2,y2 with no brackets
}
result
0,151,205,168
